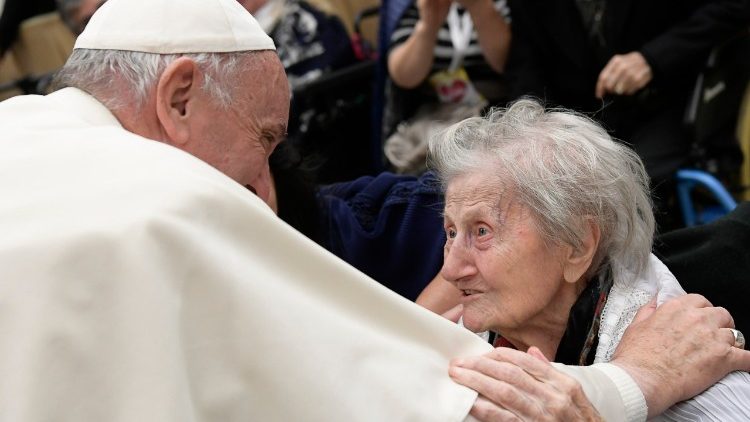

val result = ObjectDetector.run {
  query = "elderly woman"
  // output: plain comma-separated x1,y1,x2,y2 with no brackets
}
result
427,99,750,420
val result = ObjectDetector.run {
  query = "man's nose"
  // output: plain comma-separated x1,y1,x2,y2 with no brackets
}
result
249,164,273,205
440,240,477,283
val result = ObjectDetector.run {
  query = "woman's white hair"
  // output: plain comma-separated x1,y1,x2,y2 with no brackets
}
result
428,98,655,286
52,48,267,111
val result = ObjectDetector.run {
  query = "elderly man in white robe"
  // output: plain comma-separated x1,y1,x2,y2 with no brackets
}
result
0,0,748,421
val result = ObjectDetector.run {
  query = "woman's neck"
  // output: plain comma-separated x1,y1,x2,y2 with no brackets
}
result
497,279,588,360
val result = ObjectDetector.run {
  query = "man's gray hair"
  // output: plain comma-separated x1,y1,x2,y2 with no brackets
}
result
428,98,655,286
52,48,266,111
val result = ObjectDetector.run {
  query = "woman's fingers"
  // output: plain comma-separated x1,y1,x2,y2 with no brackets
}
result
450,347,601,421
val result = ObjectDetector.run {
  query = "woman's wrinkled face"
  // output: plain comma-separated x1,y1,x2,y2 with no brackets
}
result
441,172,569,334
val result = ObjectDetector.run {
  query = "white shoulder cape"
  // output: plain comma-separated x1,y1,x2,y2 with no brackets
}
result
0,88,492,421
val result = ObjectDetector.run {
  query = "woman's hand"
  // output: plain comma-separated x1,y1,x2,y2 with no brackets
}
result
442,304,464,323
388,0,451,88
459,0,511,73
449,347,602,421
417,0,452,33
417,274,463,315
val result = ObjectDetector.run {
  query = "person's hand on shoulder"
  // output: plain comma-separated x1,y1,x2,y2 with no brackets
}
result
449,347,602,421
611,294,750,418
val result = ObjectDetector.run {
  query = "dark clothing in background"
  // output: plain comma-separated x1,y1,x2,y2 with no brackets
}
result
317,171,445,301
0,0,56,55
656,201,750,334
505,0,750,184
272,0,368,183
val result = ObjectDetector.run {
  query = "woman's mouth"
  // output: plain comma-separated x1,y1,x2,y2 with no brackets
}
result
462,289,481,296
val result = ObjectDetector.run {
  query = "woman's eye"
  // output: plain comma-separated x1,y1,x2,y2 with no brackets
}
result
478,227,489,236
447,229,457,239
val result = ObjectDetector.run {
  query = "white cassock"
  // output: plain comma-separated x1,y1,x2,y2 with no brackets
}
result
0,88,644,421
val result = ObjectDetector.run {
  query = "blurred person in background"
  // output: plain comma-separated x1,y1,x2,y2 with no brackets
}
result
0,0,55,56
55,0,105,35
504,0,750,228
237,0,355,88
383,0,511,173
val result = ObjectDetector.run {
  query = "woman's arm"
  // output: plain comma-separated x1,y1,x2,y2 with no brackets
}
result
387,0,452,88
462,0,511,73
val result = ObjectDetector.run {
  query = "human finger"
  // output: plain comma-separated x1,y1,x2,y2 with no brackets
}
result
470,395,522,422
631,299,656,324
705,305,735,330
454,355,556,399
477,347,571,387
670,293,714,308
442,304,464,323
453,350,599,421
728,346,750,372
596,56,623,97
458,348,589,412
527,346,550,363
620,52,653,93
656,296,733,331
449,362,544,418
595,65,613,98
614,81,625,95
724,328,746,349
605,63,628,95
457,353,598,421
595,58,617,98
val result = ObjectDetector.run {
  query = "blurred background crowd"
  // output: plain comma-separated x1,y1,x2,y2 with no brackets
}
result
2,0,749,302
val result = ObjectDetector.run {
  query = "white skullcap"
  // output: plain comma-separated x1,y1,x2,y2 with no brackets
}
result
74,0,275,53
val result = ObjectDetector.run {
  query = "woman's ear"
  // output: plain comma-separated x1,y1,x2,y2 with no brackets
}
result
563,219,601,284
154,57,200,146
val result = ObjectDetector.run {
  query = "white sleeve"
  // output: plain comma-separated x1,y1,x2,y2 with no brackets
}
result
552,363,648,422
654,371,750,421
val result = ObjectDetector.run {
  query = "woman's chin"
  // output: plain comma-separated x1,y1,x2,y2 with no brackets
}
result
461,312,487,334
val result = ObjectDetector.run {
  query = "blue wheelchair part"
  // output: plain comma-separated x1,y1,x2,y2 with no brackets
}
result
676,169,738,227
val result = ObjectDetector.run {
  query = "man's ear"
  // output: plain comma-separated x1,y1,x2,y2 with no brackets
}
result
563,219,601,284
155,57,200,146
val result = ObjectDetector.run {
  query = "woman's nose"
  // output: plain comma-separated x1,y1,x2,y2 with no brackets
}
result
440,241,476,283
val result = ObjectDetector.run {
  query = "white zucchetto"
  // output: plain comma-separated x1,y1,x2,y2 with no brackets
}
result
74,0,275,53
